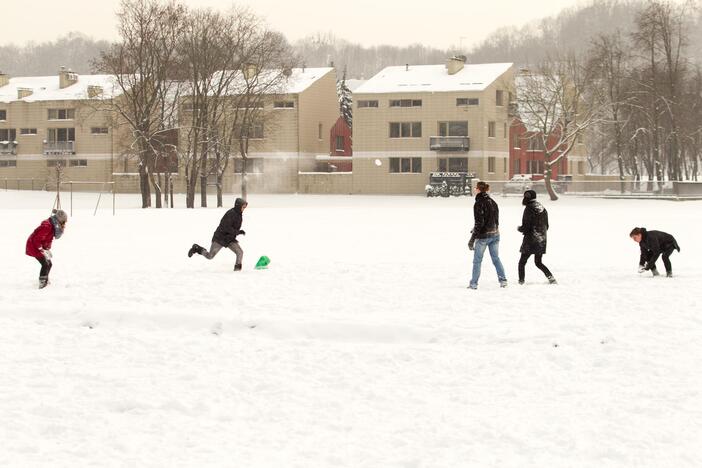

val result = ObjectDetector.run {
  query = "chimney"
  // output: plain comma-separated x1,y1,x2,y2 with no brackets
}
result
59,66,79,89
18,88,33,99
243,63,259,81
0,71,9,88
447,56,466,75
87,85,103,98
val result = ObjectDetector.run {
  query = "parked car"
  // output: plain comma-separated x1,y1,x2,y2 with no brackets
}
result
503,174,533,194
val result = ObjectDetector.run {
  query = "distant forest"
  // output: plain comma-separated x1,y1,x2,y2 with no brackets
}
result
4,1,701,79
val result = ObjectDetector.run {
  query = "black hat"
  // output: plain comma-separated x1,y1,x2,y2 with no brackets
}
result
523,190,537,201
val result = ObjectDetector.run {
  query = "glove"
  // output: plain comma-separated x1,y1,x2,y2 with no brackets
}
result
638,265,646,273
517,226,524,233
238,230,246,236
468,238,475,251
40,249,53,260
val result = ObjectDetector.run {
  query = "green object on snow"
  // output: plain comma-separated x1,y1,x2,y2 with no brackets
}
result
255,255,270,269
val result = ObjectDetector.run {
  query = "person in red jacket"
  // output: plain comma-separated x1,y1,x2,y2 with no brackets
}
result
26,209,68,289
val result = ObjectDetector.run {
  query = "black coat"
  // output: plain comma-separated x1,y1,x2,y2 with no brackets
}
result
471,192,500,239
638,228,680,266
212,198,245,246
518,201,549,255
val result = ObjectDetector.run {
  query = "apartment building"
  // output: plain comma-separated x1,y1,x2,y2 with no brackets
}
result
351,58,514,194
0,68,120,189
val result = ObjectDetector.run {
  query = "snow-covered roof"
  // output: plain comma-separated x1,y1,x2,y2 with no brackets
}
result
345,79,366,92
0,74,121,103
209,67,334,96
354,63,513,94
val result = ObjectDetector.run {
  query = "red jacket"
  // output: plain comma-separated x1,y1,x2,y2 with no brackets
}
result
26,219,54,258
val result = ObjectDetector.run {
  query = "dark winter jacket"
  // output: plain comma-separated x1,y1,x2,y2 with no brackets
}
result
26,219,55,258
638,228,680,266
470,192,500,240
518,201,549,255
212,198,246,246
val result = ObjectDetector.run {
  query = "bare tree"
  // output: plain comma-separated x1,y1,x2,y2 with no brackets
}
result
93,0,185,208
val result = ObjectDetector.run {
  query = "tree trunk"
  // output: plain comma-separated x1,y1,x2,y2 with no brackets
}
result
200,174,208,208
153,173,162,209
216,173,223,208
139,164,151,208
544,160,558,201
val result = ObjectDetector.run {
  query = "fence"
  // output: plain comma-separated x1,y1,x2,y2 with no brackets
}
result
3,178,43,191
482,178,701,198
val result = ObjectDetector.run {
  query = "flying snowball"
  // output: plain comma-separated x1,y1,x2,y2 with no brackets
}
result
374,159,382,167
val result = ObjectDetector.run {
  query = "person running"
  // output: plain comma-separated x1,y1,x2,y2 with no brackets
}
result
630,227,680,277
26,209,68,289
188,198,248,271
517,190,556,285
468,181,507,289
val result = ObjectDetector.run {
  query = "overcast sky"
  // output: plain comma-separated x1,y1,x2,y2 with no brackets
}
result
3,0,583,49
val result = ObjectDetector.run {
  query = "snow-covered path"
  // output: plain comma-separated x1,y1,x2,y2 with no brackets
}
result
1,191,701,467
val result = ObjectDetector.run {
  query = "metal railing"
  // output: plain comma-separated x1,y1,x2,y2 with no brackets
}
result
3,178,42,191
43,141,75,155
429,136,470,152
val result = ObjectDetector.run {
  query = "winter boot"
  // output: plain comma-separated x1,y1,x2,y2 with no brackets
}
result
188,244,202,258
518,280,525,285
666,271,673,278
651,268,660,277
234,264,242,272
39,276,48,289
499,280,508,288
547,276,557,284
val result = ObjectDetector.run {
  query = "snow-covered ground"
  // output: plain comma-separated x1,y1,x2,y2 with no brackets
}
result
1,190,701,467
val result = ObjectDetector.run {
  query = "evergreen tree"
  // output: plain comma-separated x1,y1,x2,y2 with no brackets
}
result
337,69,353,128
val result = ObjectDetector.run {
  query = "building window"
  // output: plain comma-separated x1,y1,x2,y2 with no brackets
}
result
0,110,6,120
389,99,422,108
488,121,496,138
488,157,496,173
389,157,422,173
335,135,344,152
20,128,38,135
48,128,75,142
236,122,264,139
503,122,507,139
528,137,545,151
0,129,17,140
273,101,294,109
389,122,422,138
578,161,585,174
234,158,264,173
47,159,68,167
527,160,544,174
503,158,507,173
437,158,468,172
561,158,567,174
318,123,323,140
438,121,468,137
456,98,479,106
496,90,504,106
0,160,17,167
91,127,109,135
513,135,522,149
577,133,584,144
69,159,88,167
357,100,378,108
514,158,521,174
48,109,75,120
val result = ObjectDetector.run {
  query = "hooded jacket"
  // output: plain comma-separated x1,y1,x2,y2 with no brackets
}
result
638,228,680,266
518,200,549,255
212,198,246,246
471,192,500,239
26,218,56,258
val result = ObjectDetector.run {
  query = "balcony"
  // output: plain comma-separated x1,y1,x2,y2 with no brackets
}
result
43,141,75,155
0,141,17,155
429,136,470,152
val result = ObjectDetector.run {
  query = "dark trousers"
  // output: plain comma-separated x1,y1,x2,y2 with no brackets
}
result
518,253,552,282
36,256,52,280
649,247,675,273
200,241,243,265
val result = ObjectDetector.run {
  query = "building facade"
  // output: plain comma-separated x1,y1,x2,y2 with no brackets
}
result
351,59,514,194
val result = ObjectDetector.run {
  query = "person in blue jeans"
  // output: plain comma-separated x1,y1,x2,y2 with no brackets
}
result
468,181,507,289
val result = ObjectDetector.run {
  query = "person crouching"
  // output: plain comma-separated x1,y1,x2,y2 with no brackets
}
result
26,209,68,289
630,227,680,277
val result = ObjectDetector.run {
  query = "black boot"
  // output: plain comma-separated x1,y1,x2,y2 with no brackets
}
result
666,271,673,278
234,264,242,271
651,268,660,277
39,276,48,289
547,276,557,284
188,244,201,258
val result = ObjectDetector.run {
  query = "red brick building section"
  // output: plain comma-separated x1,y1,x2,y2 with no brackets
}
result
509,118,569,180
328,116,352,172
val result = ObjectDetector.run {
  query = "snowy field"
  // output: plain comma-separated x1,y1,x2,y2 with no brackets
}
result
1,190,701,467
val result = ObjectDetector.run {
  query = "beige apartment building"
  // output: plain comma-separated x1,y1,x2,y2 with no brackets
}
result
0,68,120,190
352,58,514,194
1,66,339,194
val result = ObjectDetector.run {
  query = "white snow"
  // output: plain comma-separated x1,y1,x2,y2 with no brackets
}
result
1,191,701,467
354,63,513,94
0,75,121,103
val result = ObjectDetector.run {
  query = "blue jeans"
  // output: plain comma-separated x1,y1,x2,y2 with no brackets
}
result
470,234,507,287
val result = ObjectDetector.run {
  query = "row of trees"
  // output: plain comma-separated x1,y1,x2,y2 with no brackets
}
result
93,0,294,208
512,0,702,200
